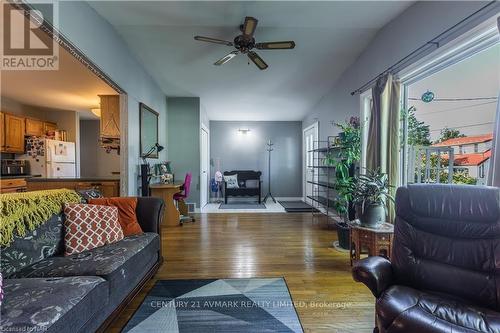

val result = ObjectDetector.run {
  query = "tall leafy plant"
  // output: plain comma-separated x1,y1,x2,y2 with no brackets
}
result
326,117,361,223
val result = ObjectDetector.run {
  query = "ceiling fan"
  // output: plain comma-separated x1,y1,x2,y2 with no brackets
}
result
194,16,296,70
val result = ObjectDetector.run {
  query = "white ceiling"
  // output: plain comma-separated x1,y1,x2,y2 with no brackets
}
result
1,46,117,120
90,1,413,121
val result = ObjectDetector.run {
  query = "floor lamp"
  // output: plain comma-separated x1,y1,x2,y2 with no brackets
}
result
263,140,276,203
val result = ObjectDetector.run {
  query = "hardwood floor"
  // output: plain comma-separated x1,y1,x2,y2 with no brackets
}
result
109,213,375,333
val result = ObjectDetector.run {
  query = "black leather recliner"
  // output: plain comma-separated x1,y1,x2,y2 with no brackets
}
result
352,184,500,333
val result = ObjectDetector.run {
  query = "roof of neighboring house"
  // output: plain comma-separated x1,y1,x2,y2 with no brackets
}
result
432,133,493,147
442,149,492,167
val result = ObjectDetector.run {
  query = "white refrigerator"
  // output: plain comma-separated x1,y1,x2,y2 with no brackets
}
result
24,139,76,178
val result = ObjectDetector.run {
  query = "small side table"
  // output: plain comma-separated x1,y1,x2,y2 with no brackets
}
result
349,221,394,266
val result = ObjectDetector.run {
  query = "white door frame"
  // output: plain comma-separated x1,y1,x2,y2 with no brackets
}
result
200,124,210,208
302,121,319,202
119,93,128,196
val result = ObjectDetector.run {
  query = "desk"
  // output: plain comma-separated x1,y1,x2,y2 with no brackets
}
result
149,183,182,227
349,221,394,266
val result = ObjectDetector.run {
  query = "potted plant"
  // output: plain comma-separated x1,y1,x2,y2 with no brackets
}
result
332,177,355,249
353,168,394,228
328,117,361,249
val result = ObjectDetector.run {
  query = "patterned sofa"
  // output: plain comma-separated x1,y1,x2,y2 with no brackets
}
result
0,196,164,333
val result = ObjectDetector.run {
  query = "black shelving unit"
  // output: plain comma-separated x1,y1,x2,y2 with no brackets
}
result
307,136,356,224
306,136,337,224
306,180,336,189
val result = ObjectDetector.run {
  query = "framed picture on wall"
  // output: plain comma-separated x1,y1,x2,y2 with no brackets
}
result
140,103,160,158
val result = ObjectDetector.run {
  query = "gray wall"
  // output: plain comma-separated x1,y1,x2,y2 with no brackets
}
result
167,97,201,207
41,1,168,195
210,121,302,198
303,1,496,137
80,120,120,178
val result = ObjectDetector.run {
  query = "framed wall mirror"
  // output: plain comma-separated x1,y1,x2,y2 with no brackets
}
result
140,103,160,158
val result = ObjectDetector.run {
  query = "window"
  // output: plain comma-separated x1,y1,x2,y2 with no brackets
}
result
479,164,485,178
399,19,498,186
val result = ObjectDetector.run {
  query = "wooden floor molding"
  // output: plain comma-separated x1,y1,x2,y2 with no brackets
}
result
109,213,375,333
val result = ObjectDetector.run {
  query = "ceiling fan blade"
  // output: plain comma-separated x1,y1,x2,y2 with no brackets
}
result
255,41,296,50
242,16,258,36
248,51,268,70
214,51,239,66
194,36,233,46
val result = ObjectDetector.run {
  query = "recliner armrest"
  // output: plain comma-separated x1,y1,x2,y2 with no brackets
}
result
352,256,393,298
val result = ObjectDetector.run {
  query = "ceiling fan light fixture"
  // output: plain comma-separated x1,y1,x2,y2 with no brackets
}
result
194,16,295,70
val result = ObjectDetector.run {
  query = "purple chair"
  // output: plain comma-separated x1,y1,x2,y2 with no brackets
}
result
174,173,195,224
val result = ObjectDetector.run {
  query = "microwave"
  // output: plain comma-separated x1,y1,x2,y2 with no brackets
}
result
1,159,30,176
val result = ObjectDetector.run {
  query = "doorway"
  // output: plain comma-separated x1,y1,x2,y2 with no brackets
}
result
200,125,210,208
303,122,318,204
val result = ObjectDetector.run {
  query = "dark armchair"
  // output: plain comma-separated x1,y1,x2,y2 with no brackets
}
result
353,184,500,333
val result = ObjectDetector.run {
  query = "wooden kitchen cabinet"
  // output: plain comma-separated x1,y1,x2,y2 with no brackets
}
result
44,121,57,133
25,118,45,136
99,95,120,139
0,178,27,193
0,113,60,153
4,114,25,153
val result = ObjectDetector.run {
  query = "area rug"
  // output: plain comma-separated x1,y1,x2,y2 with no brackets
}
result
278,200,319,213
219,203,267,209
123,278,304,333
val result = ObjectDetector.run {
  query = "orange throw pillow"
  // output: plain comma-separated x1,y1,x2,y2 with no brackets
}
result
89,197,143,236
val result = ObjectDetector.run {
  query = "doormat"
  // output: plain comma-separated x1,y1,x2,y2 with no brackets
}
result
219,203,267,209
278,201,319,213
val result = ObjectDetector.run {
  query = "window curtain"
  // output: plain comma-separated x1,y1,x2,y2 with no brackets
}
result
366,73,401,222
488,17,500,187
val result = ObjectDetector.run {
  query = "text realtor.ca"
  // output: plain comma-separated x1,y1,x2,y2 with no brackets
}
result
2,3,59,70
2,56,57,69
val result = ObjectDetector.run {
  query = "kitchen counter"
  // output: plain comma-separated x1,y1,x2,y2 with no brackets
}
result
0,175,42,180
27,177,120,182
26,178,120,197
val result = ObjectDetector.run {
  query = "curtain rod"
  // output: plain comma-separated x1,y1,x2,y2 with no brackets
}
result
350,1,498,96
